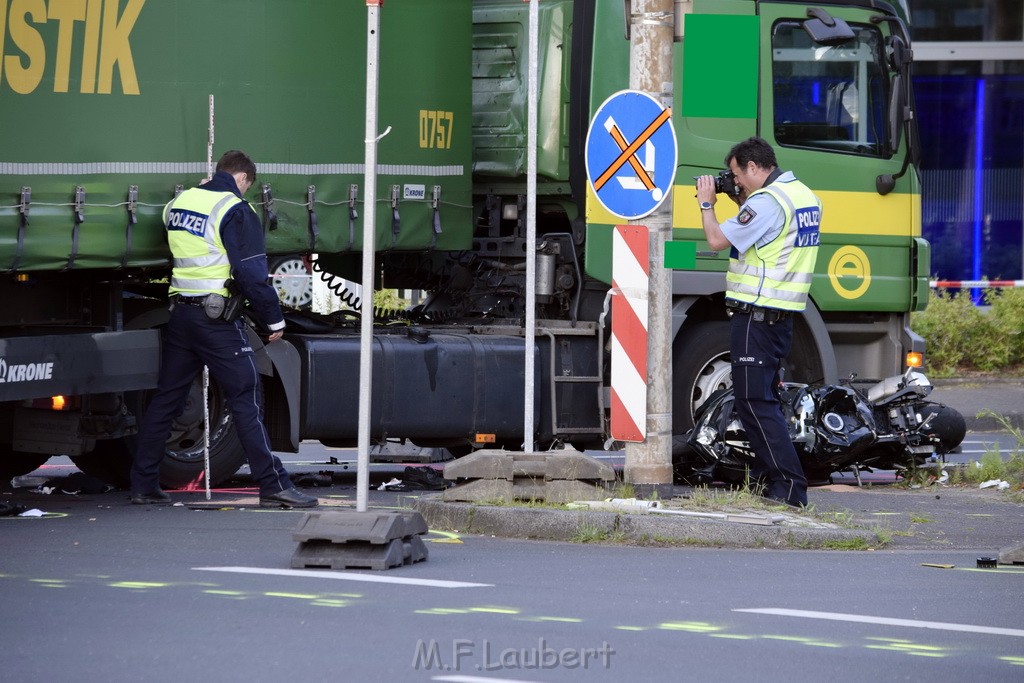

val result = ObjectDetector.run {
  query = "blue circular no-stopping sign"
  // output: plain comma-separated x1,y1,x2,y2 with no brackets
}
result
585,90,678,220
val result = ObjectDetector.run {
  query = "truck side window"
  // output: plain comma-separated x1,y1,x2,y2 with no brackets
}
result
772,21,890,157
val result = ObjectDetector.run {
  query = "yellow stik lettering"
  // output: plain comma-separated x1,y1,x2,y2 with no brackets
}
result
49,0,86,93
4,0,46,94
80,0,101,93
98,0,143,94
0,0,5,87
0,0,143,95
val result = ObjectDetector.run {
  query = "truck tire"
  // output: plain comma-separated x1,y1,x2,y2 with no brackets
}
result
672,321,733,435
71,377,247,490
670,321,732,481
0,452,51,480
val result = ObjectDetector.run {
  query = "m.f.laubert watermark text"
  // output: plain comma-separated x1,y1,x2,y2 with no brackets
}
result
412,637,615,672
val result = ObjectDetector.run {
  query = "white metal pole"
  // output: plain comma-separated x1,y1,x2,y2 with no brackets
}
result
523,0,539,452
203,93,215,500
356,1,383,512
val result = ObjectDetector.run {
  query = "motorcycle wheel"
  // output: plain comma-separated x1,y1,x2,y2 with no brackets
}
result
918,403,967,454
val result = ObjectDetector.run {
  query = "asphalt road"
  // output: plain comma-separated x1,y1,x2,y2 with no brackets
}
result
2,500,1022,682
3,446,1023,682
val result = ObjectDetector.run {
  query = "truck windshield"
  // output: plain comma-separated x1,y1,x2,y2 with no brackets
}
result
772,21,891,157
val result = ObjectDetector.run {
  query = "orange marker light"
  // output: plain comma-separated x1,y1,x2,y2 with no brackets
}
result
51,395,67,410
906,352,924,368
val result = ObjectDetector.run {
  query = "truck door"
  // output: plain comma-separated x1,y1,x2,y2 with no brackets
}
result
757,2,917,314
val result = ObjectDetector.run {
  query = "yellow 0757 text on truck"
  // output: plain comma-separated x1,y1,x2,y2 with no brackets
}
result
0,0,927,488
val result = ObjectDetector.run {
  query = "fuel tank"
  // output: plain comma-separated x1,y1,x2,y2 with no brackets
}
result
290,327,602,446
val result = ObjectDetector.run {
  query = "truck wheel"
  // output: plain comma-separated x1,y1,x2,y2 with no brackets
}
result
269,255,312,310
71,378,247,490
671,321,732,481
672,321,733,435
0,451,50,480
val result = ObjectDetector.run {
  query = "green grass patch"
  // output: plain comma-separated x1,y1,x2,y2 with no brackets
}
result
945,411,1024,494
819,537,874,550
685,484,784,511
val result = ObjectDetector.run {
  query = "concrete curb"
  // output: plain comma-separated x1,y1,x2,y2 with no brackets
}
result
414,496,882,549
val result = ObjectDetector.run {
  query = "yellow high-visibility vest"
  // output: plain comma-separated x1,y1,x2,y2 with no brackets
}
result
163,189,242,297
726,177,822,311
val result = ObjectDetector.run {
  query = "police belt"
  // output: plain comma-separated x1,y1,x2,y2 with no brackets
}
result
172,294,209,307
725,299,792,322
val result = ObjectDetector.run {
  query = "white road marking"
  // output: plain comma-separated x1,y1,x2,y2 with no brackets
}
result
193,566,491,588
735,608,1024,637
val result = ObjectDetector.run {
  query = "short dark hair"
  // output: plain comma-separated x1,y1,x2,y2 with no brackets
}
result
725,137,777,171
215,150,257,184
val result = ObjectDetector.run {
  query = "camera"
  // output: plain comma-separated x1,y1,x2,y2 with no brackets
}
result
713,169,739,197
696,169,739,197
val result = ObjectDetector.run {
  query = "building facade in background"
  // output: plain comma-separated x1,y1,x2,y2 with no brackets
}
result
912,0,1024,283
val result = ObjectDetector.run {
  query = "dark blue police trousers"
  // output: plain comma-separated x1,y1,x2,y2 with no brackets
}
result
729,311,808,506
130,303,293,496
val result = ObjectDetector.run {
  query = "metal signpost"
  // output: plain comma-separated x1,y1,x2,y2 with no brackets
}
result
624,0,675,484
585,80,677,482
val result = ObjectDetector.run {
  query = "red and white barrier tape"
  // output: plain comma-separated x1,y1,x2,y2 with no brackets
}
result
930,280,1024,289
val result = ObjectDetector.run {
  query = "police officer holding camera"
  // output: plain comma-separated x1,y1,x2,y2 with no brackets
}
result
695,137,822,507
130,150,318,508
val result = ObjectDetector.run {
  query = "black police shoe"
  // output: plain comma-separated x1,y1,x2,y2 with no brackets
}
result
259,487,319,508
130,490,172,505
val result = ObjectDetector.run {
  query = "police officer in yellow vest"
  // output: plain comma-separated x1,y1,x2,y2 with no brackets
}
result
696,137,822,507
130,150,318,508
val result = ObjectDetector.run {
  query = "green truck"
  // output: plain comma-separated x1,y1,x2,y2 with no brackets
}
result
0,0,925,487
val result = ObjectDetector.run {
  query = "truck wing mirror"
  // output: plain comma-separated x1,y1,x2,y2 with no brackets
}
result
886,35,912,71
803,7,855,46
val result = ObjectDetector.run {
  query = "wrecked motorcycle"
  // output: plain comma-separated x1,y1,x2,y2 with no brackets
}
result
675,369,967,486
